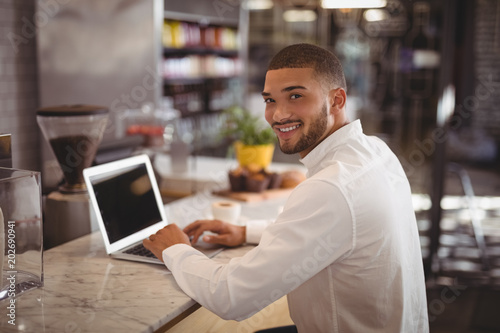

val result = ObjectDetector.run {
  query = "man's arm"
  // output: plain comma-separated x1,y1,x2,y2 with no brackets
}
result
142,180,352,321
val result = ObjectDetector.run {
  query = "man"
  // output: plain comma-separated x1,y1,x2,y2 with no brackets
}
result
144,43,429,332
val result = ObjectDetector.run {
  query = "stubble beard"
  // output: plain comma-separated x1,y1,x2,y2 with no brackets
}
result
278,103,328,155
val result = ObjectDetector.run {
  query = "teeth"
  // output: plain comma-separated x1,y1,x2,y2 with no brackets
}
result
279,125,300,132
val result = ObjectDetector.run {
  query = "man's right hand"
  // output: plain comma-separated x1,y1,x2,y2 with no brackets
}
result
183,220,246,247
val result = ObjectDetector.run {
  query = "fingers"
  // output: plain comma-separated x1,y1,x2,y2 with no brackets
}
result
190,227,207,245
183,220,203,234
183,220,225,244
203,225,245,247
142,238,164,262
203,233,230,246
159,224,181,234
183,220,218,234
144,224,191,259
183,221,205,244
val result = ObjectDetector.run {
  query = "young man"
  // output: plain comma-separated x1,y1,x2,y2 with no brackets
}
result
144,43,429,332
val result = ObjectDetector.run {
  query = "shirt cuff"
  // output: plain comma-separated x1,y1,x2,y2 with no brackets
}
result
245,219,272,244
162,244,199,268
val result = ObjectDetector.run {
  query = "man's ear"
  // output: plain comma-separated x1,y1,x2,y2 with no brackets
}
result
328,88,346,114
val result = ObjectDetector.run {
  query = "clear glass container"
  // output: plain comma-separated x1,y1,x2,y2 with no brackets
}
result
0,168,44,302
119,102,180,148
36,105,109,193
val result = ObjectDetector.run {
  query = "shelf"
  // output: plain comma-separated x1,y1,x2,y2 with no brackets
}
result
162,55,242,81
164,10,239,28
162,2,243,119
163,77,206,85
164,47,239,57
163,76,240,85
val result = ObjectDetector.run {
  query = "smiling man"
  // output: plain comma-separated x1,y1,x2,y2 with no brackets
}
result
262,68,346,157
144,44,429,332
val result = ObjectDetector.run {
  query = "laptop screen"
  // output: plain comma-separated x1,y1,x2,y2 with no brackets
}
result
88,163,163,244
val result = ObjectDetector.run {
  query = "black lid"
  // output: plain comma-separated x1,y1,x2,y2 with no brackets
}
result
37,104,109,117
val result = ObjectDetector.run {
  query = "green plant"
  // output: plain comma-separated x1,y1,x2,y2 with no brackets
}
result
221,105,276,145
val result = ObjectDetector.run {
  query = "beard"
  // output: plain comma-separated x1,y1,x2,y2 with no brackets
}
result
278,103,328,155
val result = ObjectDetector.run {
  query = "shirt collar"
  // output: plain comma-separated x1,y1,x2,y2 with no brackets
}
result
299,120,362,176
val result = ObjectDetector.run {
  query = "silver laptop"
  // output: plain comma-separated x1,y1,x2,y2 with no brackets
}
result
83,154,222,265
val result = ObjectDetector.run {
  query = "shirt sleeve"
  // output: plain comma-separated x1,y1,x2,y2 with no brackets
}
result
162,179,354,321
245,219,271,244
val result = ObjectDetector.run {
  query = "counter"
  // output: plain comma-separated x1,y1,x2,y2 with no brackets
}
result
0,191,289,333
152,154,306,198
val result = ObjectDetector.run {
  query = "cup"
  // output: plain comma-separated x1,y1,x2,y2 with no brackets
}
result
211,201,241,225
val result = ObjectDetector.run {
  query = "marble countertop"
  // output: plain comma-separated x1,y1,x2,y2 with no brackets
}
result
0,192,289,333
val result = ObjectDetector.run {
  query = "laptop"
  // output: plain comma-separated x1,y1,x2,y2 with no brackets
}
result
83,154,222,265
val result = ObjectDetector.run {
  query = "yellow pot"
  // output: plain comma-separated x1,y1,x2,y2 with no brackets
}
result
234,141,275,168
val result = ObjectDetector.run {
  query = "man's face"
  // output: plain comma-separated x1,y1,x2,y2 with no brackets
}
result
262,68,334,158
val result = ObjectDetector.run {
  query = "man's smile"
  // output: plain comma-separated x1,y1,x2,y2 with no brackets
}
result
278,124,301,132
273,123,302,140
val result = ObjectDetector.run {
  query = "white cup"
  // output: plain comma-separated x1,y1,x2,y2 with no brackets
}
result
211,201,241,225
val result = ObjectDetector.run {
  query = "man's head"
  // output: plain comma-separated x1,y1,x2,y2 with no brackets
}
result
263,43,348,158
267,43,347,93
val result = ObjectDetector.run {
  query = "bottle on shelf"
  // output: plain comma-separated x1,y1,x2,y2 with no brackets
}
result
163,19,238,51
161,17,242,116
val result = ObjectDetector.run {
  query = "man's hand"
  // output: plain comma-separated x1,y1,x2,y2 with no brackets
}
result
143,224,191,262
184,219,246,247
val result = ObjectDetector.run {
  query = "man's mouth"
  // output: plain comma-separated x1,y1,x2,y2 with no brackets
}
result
274,123,302,140
278,124,301,132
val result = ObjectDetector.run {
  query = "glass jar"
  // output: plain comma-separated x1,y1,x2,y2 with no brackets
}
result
0,167,44,302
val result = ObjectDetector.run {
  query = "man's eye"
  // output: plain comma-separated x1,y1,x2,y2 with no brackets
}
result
290,94,302,100
263,98,275,104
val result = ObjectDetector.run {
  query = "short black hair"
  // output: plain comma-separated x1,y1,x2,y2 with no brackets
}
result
268,43,347,92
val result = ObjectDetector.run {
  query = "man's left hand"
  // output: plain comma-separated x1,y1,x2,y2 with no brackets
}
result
143,224,191,262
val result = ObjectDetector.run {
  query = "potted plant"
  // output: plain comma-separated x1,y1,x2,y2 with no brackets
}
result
221,105,276,168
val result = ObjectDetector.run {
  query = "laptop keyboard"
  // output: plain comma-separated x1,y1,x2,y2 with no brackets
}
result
124,243,156,258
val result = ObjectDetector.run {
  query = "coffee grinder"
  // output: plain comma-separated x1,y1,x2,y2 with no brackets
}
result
37,105,108,249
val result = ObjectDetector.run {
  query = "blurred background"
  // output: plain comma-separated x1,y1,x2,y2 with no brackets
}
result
1,0,499,331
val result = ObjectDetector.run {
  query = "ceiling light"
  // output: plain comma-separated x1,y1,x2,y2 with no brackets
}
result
283,9,317,22
363,9,389,21
245,0,274,10
321,0,387,9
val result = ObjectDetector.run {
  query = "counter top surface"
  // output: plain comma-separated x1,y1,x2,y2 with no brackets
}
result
0,190,288,333
152,155,306,196
153,155,305,183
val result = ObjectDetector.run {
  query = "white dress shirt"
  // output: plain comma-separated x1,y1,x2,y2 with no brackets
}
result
163,120,429,332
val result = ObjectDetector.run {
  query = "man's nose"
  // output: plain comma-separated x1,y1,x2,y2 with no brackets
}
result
273,104,291,123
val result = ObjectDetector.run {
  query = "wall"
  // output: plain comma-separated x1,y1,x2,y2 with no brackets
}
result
0,0,40,171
